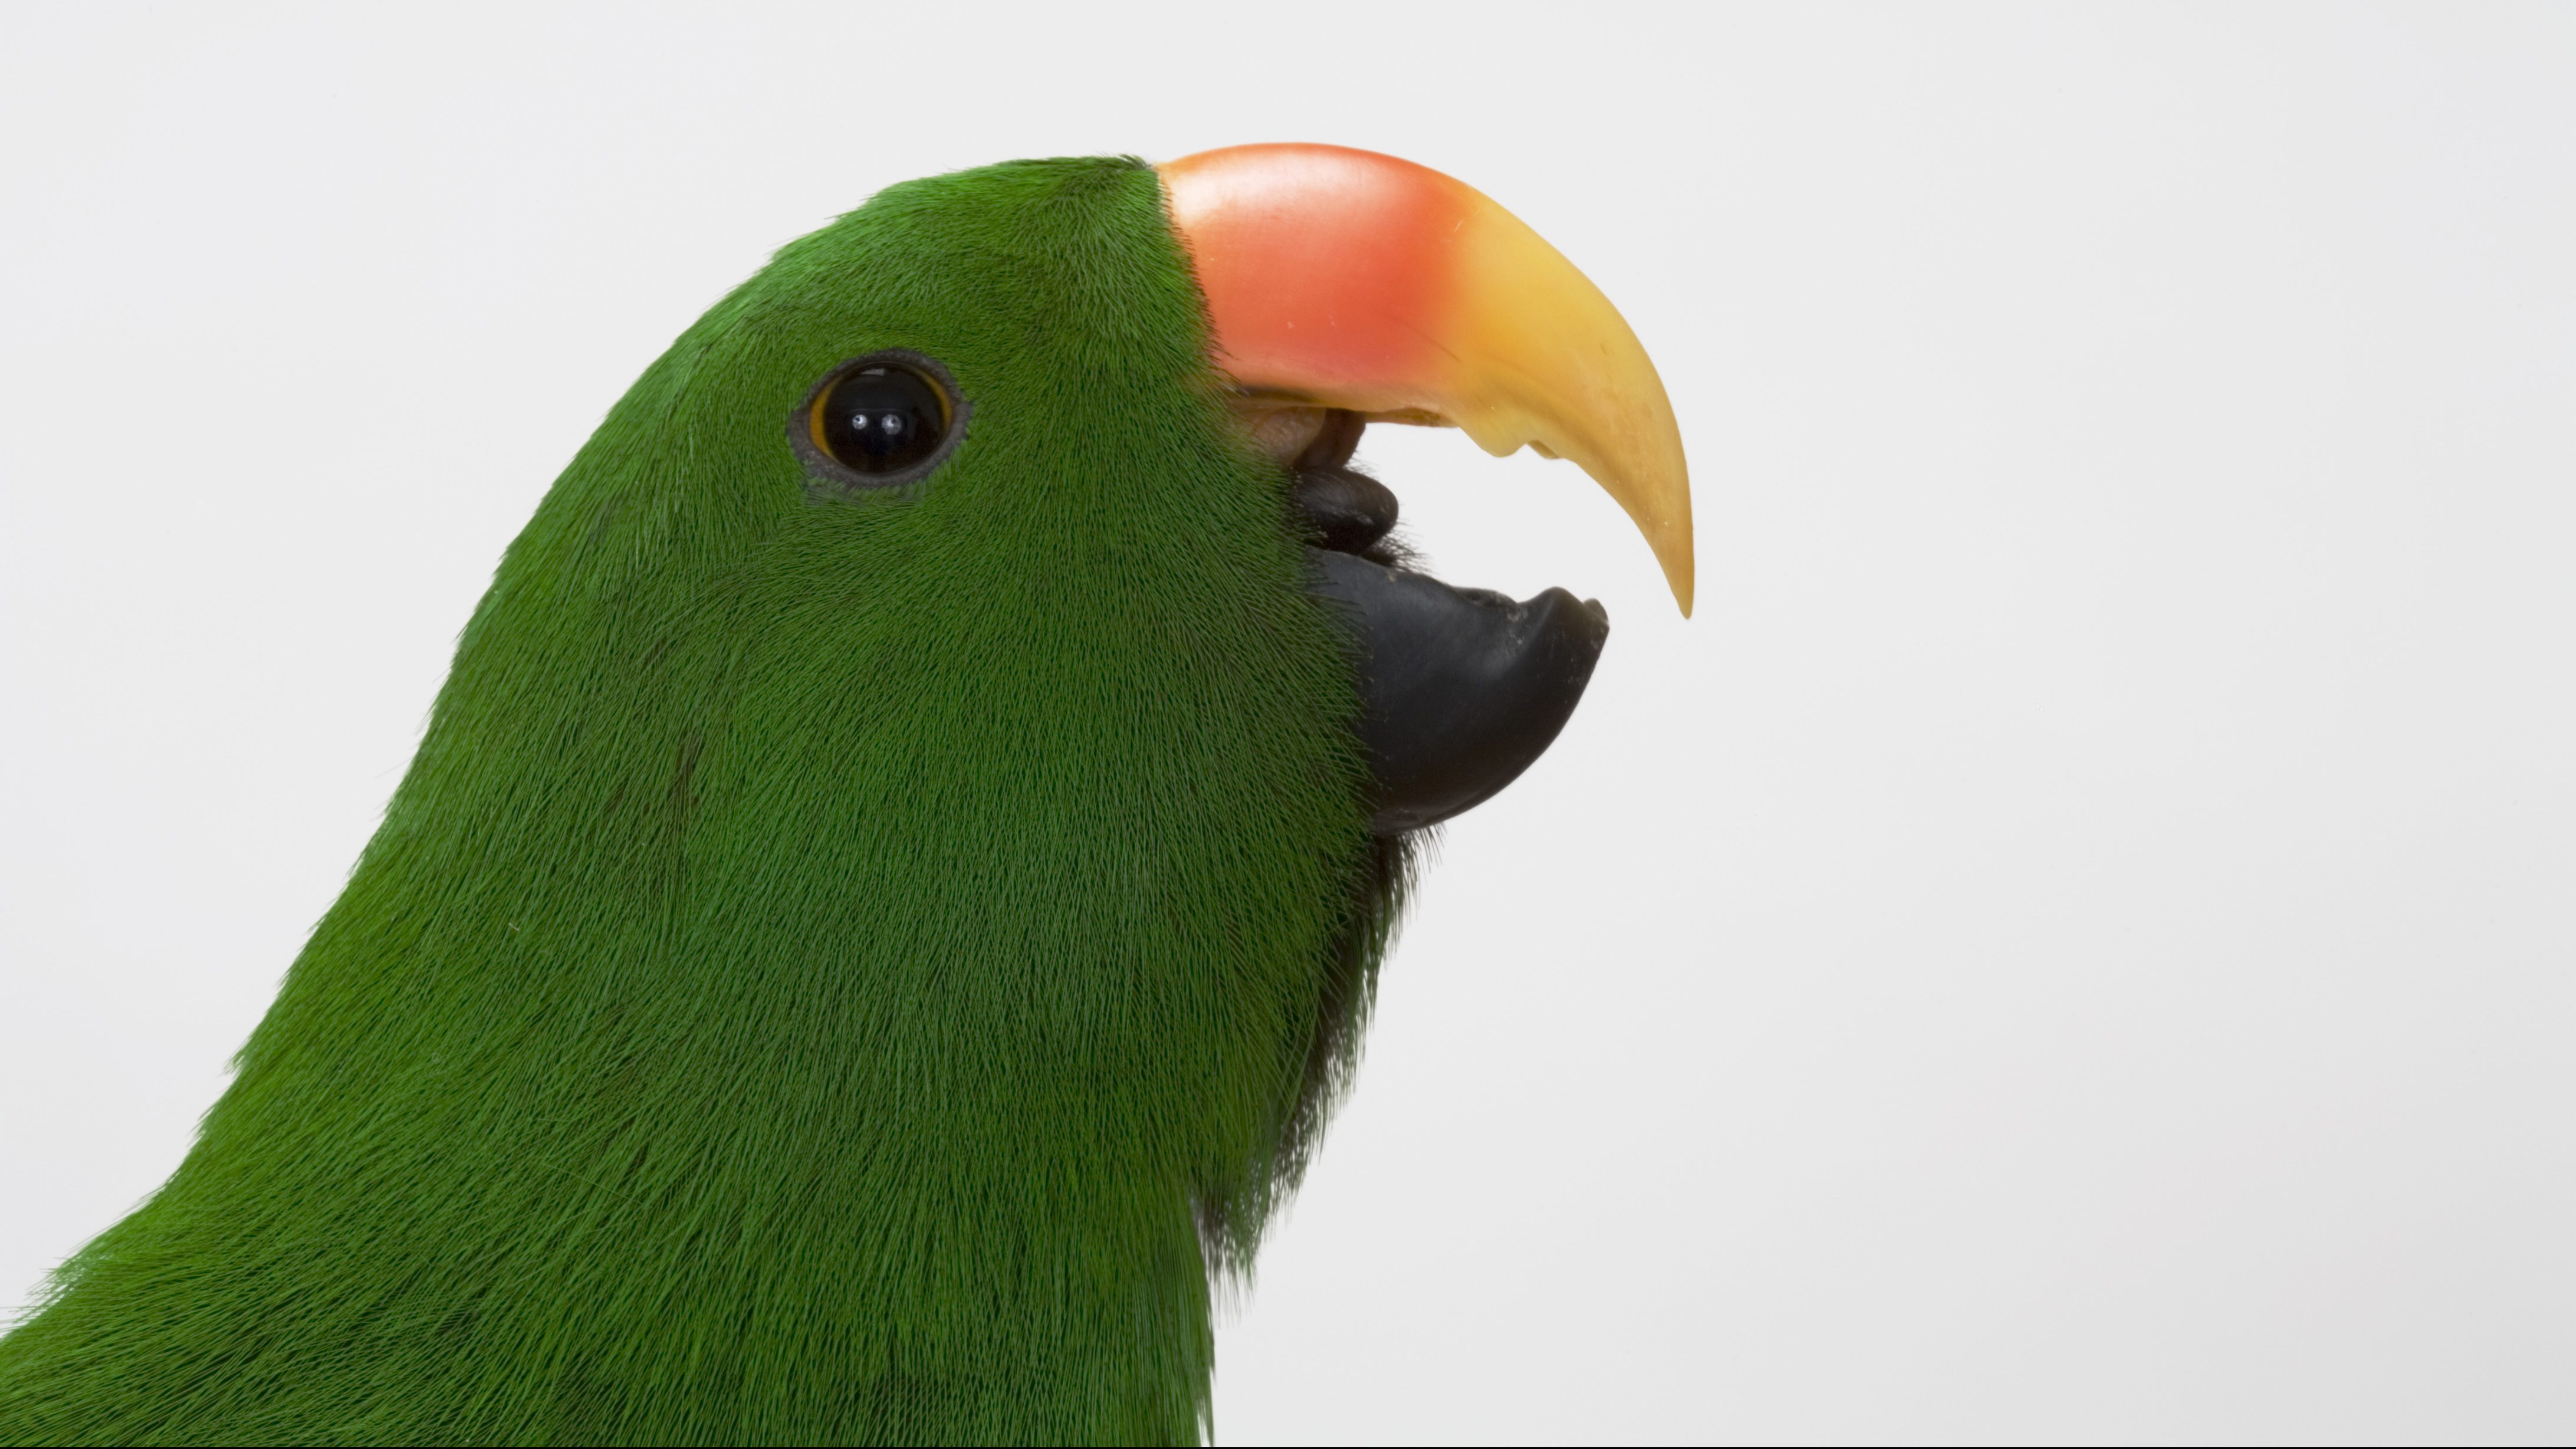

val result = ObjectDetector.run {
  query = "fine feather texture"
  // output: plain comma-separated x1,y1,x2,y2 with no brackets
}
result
0,157,1409,1446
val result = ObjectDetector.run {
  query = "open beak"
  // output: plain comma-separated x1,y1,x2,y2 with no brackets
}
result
1159,143,1693,832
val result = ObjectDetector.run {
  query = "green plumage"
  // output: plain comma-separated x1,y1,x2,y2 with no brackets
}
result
1,157,1405,1445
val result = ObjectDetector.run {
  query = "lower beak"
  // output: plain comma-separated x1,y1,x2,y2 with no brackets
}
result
1307,548,1610,833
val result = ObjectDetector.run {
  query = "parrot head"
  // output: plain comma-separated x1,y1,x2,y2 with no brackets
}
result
0,148,1687,1444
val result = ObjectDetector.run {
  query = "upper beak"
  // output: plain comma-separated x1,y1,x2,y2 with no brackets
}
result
1157,143,1695,616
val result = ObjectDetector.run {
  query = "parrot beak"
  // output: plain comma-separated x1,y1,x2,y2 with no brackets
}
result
1158,143,1694,616
1158,144,1691,832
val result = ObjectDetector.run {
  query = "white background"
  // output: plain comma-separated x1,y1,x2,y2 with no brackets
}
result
2,4,2568,1443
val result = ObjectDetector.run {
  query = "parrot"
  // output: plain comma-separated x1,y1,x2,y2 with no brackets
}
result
0,144,1690,1445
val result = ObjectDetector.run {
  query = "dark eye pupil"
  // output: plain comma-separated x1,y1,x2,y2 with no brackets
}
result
816,364,947,473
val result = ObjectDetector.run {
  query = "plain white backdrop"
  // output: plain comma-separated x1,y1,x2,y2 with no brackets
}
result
2,4,2569,1443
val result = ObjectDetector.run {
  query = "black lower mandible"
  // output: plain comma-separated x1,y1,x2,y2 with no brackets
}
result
1307,548,1611,834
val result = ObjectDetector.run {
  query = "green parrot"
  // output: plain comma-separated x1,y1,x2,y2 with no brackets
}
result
0,145,1688,1445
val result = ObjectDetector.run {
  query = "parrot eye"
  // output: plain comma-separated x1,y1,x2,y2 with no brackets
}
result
790,351,967,491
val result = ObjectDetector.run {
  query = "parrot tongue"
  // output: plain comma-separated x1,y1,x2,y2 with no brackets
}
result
1250,405,1611,834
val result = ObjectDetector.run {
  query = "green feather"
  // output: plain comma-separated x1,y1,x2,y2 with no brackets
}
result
1,156,1410,1446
